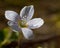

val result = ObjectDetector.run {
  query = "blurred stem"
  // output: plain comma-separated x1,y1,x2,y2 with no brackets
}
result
18,32,22,48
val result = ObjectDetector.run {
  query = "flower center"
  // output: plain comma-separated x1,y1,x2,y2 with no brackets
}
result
18,20,28,28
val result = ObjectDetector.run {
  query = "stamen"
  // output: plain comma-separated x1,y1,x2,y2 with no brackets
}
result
18,20,28,28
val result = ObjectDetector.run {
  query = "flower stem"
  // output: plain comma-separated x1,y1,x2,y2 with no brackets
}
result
18,32,22,48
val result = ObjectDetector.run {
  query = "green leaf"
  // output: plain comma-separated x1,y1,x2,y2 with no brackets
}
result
10,32,18,41
0,30,4,43
0,27,12,46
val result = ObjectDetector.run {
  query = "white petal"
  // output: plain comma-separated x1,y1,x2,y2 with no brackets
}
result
8,21,21,32
20,5,34,21
5,10,18,22
27,18,44,29
21,28,34,40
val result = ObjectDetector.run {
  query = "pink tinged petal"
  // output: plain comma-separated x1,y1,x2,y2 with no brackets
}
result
21,28,34,40
8,21,21,32
20,5,34,21
27,18,44,29
5,10,18,22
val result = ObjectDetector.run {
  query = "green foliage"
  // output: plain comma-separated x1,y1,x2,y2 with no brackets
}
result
0,27,18,47
0,30,4,43
10,32,18,41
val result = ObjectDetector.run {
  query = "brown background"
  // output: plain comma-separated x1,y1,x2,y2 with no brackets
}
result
0,0,60,48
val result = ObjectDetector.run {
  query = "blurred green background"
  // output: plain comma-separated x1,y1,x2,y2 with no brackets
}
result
0,0,60,48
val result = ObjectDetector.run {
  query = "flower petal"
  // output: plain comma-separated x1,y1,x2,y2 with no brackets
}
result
5,10,18,22
21,28,34,40
20,5,34,21
8,21,21,32
27,18,44,29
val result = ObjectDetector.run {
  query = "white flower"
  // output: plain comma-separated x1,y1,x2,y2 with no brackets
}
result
5,5,44,40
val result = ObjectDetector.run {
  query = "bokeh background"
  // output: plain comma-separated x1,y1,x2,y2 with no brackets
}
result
0,0,60,48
